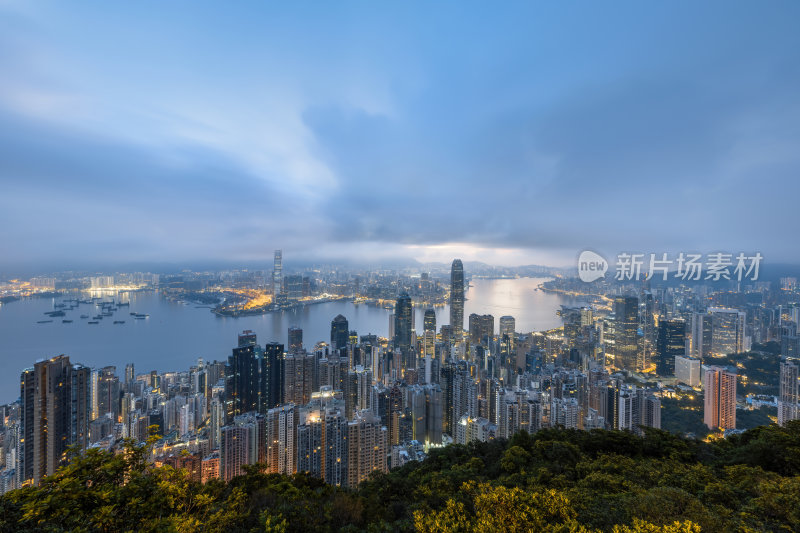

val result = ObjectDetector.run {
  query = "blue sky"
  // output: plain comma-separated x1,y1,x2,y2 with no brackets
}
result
1,1,799,270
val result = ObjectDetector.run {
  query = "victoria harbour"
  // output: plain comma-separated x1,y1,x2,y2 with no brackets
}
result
0,277,574,403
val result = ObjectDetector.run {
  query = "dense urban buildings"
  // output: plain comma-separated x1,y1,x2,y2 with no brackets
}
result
2,258,800,496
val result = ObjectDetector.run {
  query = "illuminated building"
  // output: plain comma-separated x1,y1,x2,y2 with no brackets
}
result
449,259,465,339
703,366,737,431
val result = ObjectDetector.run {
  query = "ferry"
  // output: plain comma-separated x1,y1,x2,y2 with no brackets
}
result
88,321,99,324
80,315,89,319
62,319,73,323
113,320,125,324
37,320,53,324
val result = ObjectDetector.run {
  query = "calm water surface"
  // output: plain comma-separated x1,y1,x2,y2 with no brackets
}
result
0,277,579,403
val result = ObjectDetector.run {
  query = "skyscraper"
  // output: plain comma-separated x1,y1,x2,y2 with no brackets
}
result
450,259,465,340
423,309,436,333
19,355,90,485
612,296,639,372
272,249,282,298
225,339,260,419
778,358,799,426
394,292,413,368
288,327,303,353
264,342,285,410
330,315,349,350
703,366,737,431
656,319,686,376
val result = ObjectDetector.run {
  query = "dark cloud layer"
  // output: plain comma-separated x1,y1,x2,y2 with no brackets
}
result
1,1,799,271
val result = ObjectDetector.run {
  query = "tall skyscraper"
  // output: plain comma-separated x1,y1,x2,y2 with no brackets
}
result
330,315,349,350
450,259,465,340
656,319,686,376
704,366,737,431
693,308,747,357
394,292,413,368
778,358,799,426
423,309,436,333
272,249,282,298
19,355,90,485
288,327,303,353
613,296,639,372
469,313,494,346
264,342,285,410
225,338,261,419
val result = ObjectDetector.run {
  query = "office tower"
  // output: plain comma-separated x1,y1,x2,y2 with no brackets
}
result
272,249,282,297
331,315,349,350
423,309,436,333
346,410,388,488
691,313,713,359
450,259,465,340
656,319,686,376
284,351,315,407
499,316,515,349
613,296,639,372
422,329,436,384
708,308,747,356
124,363,135,386
225,338,260,419
675,355,701,388
19,355,90,485
778,358,800,426
469,314,494,346
288,327,303,353
693,308,747,357
394,292,413,368
266,404,298,475
264,342,285,410
640,291,656,371
704,366,737,431
238,330,257,347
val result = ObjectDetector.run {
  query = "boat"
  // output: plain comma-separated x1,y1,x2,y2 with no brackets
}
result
62,319,73,323
113,320,125,324
88,321,99,324
134,316,146,320
37,320,53,324
117,302,130,307
80,315,89,319
93,315,103,320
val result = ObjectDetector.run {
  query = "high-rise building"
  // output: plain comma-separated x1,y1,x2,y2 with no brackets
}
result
225,340,260,419
266,404,298,475
394,292,413,368
264,342,285,410
423,309,436,333
19,355,90,485
450,259,465,340
778,358,799,426
272,250,283,297
284,351,315,407
693,308,747,357
612,296,639,372
331,315,349,350
656,319,686,376
346,410,388,488
703,366,737,431
288,327,303,353
468,314,494,346
675,355,701,388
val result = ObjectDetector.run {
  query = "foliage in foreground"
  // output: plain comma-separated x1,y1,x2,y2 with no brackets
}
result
3,423,800,532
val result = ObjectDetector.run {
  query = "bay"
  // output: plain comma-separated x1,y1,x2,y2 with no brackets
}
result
0,277,577,403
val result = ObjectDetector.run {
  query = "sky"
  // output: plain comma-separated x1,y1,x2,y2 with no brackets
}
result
1,1,799,272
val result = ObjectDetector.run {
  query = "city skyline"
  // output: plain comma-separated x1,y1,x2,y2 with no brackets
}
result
1,2,800,271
